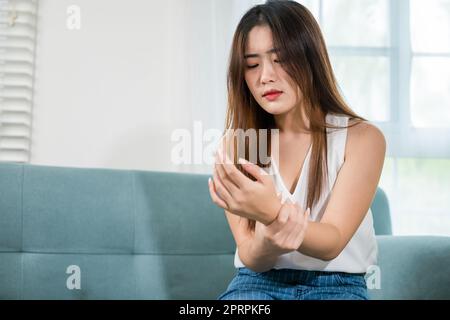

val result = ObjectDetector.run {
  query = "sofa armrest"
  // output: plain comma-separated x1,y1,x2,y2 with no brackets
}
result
369,235,450,300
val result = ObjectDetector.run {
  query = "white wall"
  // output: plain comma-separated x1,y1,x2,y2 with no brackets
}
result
31,0,238,173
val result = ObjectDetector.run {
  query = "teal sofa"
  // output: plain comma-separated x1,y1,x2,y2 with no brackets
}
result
0,162,449,300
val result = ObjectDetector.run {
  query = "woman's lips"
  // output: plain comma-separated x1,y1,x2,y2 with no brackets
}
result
264,92,283,101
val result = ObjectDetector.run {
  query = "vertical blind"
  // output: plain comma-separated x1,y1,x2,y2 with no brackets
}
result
0,0,38,163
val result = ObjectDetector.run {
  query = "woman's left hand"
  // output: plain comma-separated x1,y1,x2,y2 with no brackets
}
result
208,149,282,225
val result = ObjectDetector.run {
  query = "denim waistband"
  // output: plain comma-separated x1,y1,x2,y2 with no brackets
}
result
237,267,367,287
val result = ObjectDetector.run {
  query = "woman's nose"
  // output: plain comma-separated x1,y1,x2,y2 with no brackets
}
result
260,61,277,84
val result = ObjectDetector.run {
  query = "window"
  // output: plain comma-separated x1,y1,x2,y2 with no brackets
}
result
296,0,450,235
0,0,38,163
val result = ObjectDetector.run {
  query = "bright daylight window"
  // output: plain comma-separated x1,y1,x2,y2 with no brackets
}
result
297,0,450,235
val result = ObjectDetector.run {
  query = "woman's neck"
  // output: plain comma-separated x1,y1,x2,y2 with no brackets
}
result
274,105,310,135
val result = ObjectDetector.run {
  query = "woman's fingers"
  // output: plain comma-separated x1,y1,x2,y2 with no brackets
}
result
288,206,311,246
214,158,240,194
212,167,234,205
276,202,291,224
280,204,301,237
238,158,268,183
276,204,308,244
208,177,228,209
216,150,248,188
268,201,293,236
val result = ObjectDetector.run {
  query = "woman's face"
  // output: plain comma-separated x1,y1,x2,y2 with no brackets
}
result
244,25,301,116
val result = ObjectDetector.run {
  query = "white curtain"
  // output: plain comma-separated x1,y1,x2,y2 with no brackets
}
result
165,0,264,174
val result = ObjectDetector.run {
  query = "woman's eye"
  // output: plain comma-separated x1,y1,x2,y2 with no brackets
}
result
247,64,258,69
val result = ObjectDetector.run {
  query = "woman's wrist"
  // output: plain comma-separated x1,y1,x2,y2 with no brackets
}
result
249,233,280,268
261,198,282,225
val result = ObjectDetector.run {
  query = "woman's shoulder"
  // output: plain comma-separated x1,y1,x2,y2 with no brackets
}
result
347,118,385,143
345,118,386,161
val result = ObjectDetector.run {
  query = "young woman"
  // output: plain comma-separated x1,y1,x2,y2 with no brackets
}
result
208,0,386,300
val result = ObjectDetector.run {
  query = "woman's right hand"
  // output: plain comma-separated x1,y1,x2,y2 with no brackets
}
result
254,198,311,256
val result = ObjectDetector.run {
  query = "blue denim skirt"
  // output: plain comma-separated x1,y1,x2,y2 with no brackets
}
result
218,267,369,300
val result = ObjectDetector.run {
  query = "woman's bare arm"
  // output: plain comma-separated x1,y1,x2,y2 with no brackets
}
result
210,121,386,264
223,210,279,272
296,121,386,260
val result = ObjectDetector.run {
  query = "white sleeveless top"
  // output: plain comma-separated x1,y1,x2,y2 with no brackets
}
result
234,113,378,273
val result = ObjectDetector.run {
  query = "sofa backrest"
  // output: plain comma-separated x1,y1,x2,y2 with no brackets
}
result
0,162,236,299
0,162,422,300
372,188,392,235
369,235,450,300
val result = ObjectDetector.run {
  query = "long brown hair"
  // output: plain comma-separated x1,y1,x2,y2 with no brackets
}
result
224,0,366,229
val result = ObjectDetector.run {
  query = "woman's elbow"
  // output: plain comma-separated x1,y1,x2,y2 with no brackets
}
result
314,241,343,261
320,246,344,261
320,252,338,261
